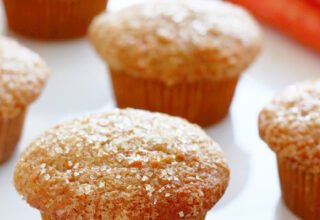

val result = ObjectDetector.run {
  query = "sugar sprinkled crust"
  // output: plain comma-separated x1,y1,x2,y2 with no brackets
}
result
14,108,229,219
259,80,320,171
0,37,49,118
89,0,261,85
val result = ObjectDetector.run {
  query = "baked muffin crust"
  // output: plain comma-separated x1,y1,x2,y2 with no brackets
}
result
0,37,49,118
89,0,261,85
14,108,229,219
259,80,320,171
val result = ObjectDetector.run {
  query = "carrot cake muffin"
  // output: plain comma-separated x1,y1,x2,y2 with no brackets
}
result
259,80,320,220
0,36,49,164
14,108,229,219
3,0,108,39
89,0,261,126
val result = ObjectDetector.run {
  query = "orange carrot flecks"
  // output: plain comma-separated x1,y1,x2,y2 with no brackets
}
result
228,0,320,53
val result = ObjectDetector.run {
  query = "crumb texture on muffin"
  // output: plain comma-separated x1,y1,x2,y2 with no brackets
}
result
14,108,229,220
0,37,49,118
89,0,261,85
259,80,320,171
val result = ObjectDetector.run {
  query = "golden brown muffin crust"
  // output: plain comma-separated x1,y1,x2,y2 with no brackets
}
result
89,0,261,85
259,80,320,171
14,109,229,219
0,37,49,119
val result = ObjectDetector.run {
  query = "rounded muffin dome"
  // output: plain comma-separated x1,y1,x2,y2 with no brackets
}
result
259,80,320,171
14,108,229,220
89,0,261,84
0,36,49,118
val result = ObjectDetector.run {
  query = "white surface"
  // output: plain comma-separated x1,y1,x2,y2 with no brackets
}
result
0,1,320,219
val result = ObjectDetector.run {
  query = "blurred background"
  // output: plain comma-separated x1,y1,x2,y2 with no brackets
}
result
0,0,319,219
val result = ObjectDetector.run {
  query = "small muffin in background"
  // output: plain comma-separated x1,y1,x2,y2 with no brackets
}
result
259,80,320,220
0,36,49,164
3,0,108,40
14,108,229,220
89,0,261,127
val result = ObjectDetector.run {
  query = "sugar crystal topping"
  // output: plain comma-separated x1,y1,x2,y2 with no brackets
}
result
14,108,229,219
259,80,320,171
89,0,261,84
0,37,49,118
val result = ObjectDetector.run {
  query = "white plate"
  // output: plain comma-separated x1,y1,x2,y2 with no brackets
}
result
0,1,319,219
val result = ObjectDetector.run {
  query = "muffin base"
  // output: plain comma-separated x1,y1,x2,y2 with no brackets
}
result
0,110,26,164
41,214,50,220
41,212,206,220
277,157,320,220
3,0,107,39
111,71,239,127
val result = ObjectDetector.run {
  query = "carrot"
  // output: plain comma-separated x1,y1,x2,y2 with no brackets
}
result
227,0,320,53
309,0,320,8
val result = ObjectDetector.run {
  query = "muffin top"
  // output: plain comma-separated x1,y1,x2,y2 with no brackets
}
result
89,0,261,85
0,37,49,119
259,80,320,171
14,108,229,219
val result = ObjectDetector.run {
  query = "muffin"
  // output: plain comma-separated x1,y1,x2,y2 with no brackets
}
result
14,108,229,220
259,80,320,220
3,0,108,39
0,36,49,164
89,0,261,127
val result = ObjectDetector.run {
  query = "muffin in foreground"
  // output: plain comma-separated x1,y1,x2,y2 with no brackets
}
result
14,108,229,220
259,80,320,220
3,0,108,39
89,0,261,127
0,36,49,164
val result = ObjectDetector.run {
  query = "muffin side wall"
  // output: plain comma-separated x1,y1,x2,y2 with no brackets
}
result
111,70,239,126
277,156,320,220
3,0,107,39
0,109,26,164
